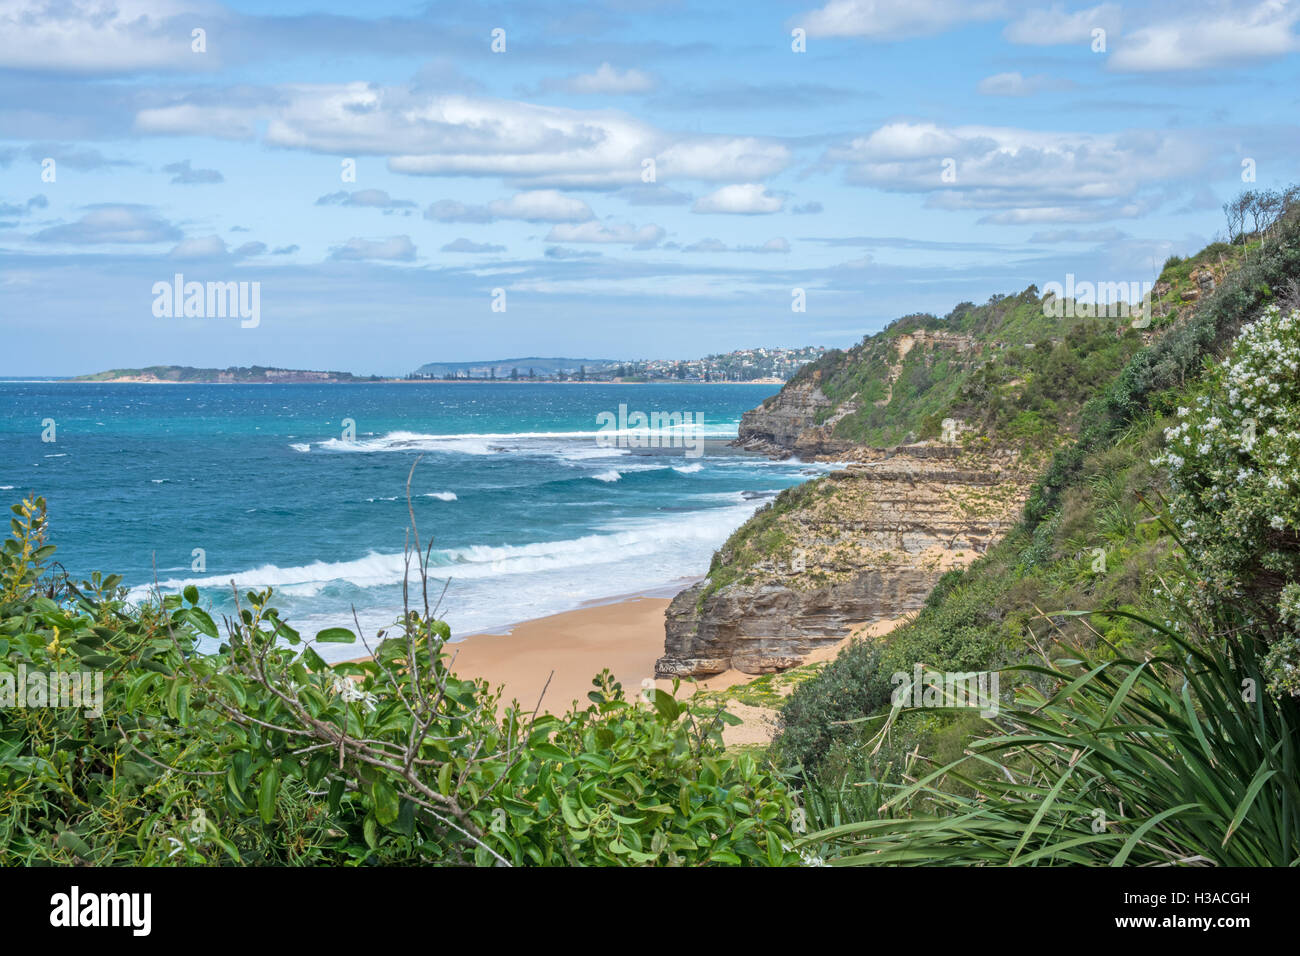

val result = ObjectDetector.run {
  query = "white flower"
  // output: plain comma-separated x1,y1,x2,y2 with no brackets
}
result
1271,516,1286,531
330,675,378,711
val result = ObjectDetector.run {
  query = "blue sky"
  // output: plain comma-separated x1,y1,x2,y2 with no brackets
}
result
1,0,1298,375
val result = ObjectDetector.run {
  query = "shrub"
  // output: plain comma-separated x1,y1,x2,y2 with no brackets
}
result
775,640,888,771
1152,305,1300,696
0,495,798,866
801,610,1300,866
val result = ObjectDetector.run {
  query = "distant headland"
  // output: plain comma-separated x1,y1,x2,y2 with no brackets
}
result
71,347,826,385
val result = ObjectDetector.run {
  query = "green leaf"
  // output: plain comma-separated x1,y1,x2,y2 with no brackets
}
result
188,608,219,640
652,689,680,722
315,627,356,644
373,779,400,826
57,830,93,860
307,752,330,787
302,646,328,673
275,620,301,646
258,765,280,825
533,743,570,762
396,796,416,837
183,585,200,605
1224,766,1279,847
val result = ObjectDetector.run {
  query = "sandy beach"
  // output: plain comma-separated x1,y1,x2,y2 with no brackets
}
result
429,597,909,747
443,597,673,714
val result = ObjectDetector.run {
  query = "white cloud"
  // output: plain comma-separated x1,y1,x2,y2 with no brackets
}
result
683,238,729,253
0,0,210,73
549,63,656,94
1003,3,1121,45
33,204,182,244
544,221,665,246
331,236,417,261
423,200,494,224
828,122,1210,223
424,191,594,224
134,104,259,140
681,236,790,253
799,0,1005,39
692,183,784,214
135,85,791,187
168,235,228,258
656,138,791,184
441,238,505,254
487,190,595,222
1003,2,1300,71
978,201,1151,225
976,72,1063,96
1108,2,1300,71
316,189,415,209
839,122,967,161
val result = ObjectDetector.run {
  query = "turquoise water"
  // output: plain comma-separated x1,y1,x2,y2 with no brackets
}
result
0,382,826,659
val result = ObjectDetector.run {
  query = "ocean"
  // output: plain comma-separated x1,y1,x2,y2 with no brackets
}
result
0,382,826,660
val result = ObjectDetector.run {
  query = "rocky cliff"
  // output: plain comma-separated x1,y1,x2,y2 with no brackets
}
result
732,380,845,459
656,446,1030,676
658,293,1140,678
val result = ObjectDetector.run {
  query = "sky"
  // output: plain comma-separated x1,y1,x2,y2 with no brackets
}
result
1,0,1298,376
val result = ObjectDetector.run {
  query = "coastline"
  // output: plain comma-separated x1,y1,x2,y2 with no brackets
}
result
60,378,785,386
381,594,908,748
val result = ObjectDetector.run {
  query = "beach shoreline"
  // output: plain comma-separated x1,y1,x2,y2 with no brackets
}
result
375,593,907,748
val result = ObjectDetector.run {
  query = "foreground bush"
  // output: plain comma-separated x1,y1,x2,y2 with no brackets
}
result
0,495,797,866
801,610,1300,866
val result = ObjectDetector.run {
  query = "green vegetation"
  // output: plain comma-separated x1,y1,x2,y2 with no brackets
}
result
773,188,1300,865
791,289,1149,452
696,479,823,606
0,496,797,866
73,365,376,383
804,611,1299,865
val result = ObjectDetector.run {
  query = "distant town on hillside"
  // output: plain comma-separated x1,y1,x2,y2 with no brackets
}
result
409,347,826,383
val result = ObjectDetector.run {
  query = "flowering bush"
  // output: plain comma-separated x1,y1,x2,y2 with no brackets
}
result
1152,305,1300,695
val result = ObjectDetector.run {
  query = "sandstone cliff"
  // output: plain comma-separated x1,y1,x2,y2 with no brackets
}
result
656,447,1029,676
658,291,1133,678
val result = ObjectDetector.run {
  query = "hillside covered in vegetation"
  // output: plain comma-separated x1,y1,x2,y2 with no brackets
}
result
72,365,382,383
762,188,1300,864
